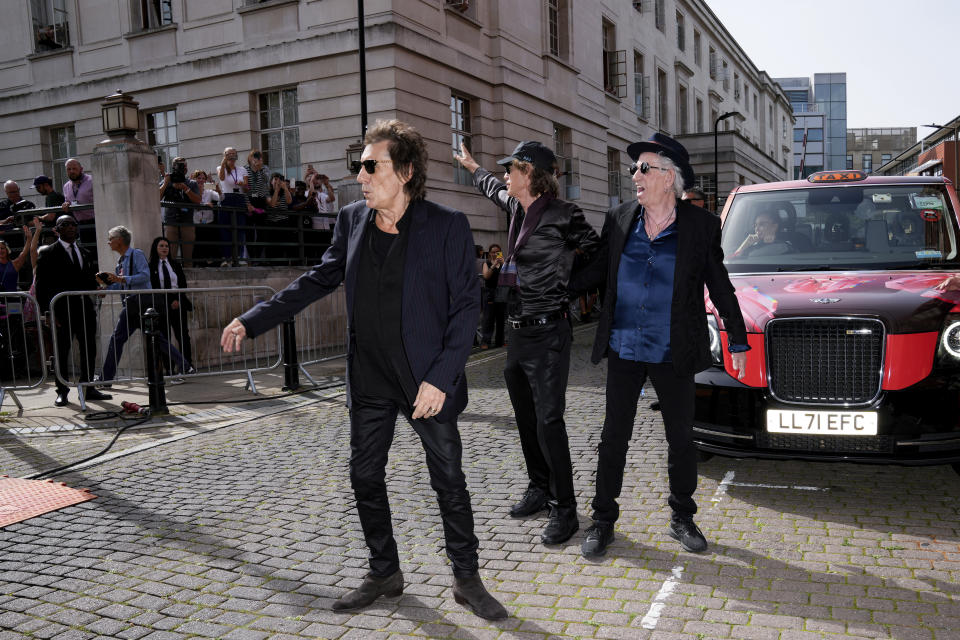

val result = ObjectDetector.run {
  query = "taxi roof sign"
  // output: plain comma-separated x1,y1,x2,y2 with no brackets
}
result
808,170,868,183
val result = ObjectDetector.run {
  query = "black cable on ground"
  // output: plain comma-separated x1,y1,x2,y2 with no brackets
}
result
30,412,153,480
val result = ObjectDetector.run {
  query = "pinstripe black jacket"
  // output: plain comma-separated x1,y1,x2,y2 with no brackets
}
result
238,198,480,419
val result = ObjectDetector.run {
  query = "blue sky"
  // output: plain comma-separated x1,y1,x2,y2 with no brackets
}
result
707,0,960,138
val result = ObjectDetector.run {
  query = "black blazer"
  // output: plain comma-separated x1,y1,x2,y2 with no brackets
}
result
149,259,193,312
35,241,99,313
239,198,480,420
574,199,748,375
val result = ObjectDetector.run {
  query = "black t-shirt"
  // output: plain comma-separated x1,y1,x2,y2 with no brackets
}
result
351,214,417,404
484,260,501,291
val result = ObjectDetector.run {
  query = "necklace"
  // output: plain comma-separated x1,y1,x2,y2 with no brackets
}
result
644,207,676,239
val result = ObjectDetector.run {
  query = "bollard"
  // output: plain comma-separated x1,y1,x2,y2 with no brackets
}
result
281,317,300,391
142,308,168,414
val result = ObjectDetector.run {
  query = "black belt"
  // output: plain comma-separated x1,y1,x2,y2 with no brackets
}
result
507,309,568,329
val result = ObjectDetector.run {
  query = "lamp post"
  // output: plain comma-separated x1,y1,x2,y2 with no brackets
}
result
346,0,368,174
921,122,959,186
101,90,141,139
713,111,741,212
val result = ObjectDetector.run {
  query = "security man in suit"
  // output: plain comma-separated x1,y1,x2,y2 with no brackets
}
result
574,134,750,558
34,215,112,406
220,120,507,621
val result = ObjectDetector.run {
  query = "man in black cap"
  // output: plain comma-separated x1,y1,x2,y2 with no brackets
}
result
572,133,749,557
33,175,65,223
456,141,600,546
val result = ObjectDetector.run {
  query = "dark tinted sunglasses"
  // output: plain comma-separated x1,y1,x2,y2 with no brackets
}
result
359,159,393,174
629,161,669,176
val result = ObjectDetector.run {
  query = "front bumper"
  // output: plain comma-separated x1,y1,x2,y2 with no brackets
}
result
693,367,960,465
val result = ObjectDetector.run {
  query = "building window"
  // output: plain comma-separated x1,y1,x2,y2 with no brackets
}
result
676,11,685,50
654,0,665,31
782,116,787,139
846,154,853,170
881,153,891,166
602,19,626,98
722,61,729,91
862,154,873,173
134,0,174,30
677,84,688,135
145,109,178,175
48,125,76,189
633,51,649,120
607,147,622,206
768,105,773,128
31,0,70,51
553,124,579,200
708,46,717,80
445,0,478,20
693,30,701,66
753,94,758,117
657,68,668,133
696,97,704,133
258,88,301,181
734,73,741,101
546,0,569,59
451,94,473,185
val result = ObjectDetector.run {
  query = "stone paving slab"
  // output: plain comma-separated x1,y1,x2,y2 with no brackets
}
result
2,329,959,639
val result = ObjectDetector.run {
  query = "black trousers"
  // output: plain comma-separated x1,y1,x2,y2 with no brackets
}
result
165,302,192,366
349,392,479,578
480,299,505,347
591,351,698,523
503,317,575,507
52,299,96,394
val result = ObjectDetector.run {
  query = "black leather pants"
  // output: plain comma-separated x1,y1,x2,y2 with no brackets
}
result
503,317,575,507
349,392,479,578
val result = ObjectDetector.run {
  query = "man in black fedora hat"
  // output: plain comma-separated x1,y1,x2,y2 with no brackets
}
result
572,133,749,557
456,140,600,546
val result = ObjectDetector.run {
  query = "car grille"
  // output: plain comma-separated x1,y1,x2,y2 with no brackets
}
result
758,432,893,454
767,317,884,405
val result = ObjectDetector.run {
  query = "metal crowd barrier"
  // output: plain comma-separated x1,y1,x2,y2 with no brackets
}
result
49,286,282,409
293,284,348,382
0,292,46,411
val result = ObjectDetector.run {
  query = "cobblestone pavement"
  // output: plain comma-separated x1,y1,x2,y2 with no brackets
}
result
2,327,960,639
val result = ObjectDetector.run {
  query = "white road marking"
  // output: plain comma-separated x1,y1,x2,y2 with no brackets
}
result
640,565,684,629
710,469,736,502
726,481,829,491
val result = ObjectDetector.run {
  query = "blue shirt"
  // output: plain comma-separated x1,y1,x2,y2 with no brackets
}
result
108,247,150,290
609,208,678,363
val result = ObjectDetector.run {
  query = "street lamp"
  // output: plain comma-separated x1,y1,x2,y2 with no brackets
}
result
713,111,741,212
345,0,368,174
921,122,959,187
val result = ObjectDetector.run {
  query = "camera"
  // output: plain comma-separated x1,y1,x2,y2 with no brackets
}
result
96,272,111,284
170,161,187,184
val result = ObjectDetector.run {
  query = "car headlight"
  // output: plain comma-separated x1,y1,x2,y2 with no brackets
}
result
940,317,960,360
706,314,722,365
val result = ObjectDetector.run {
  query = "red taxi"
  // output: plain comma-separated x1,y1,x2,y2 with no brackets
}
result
696,171,960,474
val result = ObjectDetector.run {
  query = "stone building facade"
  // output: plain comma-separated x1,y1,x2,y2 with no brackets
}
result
2,0,793,246
846,128,916,175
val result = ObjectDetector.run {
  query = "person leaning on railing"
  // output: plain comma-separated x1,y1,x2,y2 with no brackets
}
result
216,147,249,267
191,169,220,266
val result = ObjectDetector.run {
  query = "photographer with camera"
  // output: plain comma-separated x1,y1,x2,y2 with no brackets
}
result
160,156,201,267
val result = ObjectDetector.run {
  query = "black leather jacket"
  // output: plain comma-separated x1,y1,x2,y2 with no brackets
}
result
473,168,601,316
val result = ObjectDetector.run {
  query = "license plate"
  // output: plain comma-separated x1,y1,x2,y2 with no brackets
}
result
767,409,878,436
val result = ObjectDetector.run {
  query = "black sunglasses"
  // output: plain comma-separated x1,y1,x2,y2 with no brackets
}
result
359,159,393,174
629,161,670,176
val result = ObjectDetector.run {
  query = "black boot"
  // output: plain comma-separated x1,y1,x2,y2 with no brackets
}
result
453,574,508,620
331,570,403,611
668,514,708,553
541,503,578,545
509,486,549,518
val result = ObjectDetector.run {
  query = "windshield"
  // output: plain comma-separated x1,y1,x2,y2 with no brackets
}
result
722,183,959,272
